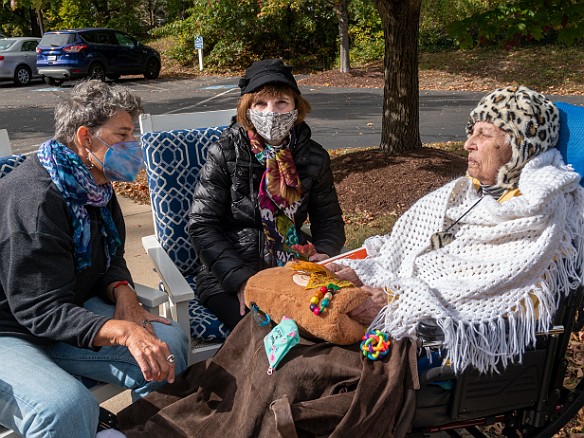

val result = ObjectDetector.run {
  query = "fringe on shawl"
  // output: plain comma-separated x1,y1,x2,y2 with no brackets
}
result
370,197,584,375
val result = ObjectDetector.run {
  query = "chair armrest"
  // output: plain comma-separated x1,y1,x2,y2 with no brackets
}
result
141,234,195,304
135,283,168,314
142,234,196,356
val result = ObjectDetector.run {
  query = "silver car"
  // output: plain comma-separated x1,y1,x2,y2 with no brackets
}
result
0,37,41,86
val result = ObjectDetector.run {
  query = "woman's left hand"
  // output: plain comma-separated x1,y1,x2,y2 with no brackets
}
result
237,281,248,316
309,252,329,262
348,286,387,326
327,263,363,287
113,285,170,334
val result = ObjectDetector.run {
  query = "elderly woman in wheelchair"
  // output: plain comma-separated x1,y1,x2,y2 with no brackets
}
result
117,86,584,437
0,80,188,438
330,84,583,374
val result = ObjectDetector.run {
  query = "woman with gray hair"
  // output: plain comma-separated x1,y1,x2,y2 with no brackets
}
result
0,80,188,438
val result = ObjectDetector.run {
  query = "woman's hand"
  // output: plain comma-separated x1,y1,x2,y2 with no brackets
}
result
112,284,170,335
93,320,177,383
326,263,363,287
308,252,329,262
348,286,387,326
237,281,248,316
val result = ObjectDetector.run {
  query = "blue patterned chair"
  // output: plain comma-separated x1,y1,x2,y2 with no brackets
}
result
140,112,234,364
0,153,26,177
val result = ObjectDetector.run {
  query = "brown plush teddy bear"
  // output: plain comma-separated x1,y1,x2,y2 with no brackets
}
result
244,261,370,345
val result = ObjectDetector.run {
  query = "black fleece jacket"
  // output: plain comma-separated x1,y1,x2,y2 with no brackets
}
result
0,155,133,348
188,122,345,304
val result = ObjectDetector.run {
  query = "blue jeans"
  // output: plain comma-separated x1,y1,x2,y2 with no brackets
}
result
0,296,189,438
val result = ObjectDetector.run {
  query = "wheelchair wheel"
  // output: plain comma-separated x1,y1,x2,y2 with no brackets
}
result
520,381,584,438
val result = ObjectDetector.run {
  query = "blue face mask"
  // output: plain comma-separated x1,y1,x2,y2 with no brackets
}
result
89,136,143,182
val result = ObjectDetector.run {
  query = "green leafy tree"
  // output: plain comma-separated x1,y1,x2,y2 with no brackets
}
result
448,0,584,49
153,0,337,68
419,0,506,50
2,0,44,35
348,0,383,63
254,0,353,72
6,0,151,36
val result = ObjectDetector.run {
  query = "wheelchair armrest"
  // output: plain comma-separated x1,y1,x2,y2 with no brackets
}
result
141,234,195,304
419,365,456,385
416,317,565,350
417,318,445,344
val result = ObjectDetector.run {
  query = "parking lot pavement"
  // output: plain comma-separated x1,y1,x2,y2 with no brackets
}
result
3,77,584,155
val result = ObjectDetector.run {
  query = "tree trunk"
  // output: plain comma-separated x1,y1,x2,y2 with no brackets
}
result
32,8,43,36
375,0,422,154
335,0,351,73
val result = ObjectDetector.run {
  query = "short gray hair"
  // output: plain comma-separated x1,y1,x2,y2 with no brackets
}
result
54,80,143,146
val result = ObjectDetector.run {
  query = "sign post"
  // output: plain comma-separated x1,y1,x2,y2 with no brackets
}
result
194,35,204,71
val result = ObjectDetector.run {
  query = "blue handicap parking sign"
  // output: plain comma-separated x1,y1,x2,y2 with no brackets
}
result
195,36,204,49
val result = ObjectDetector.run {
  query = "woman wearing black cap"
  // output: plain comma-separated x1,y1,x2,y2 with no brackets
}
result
188,58,346,330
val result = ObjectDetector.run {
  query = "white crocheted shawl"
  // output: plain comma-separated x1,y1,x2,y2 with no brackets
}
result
340,149,584,373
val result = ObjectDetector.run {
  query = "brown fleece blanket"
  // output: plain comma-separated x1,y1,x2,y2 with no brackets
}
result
118,314,419,438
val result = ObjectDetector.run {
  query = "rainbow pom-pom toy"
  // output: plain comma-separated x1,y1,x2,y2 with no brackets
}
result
360,330,391,360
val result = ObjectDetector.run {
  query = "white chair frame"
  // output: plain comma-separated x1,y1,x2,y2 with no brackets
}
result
0,130,12,158
139,109,235,364
139,109,235,133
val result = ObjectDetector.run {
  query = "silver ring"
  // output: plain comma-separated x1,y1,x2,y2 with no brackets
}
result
166,354,176,364
141,319,151,328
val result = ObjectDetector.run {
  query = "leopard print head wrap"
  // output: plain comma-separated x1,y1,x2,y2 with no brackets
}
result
467,85,560,189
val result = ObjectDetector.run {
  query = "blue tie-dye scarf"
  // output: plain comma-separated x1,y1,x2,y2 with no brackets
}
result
37,139,121,271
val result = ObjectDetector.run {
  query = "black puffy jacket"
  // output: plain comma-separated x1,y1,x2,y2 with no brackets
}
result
188,122,345,304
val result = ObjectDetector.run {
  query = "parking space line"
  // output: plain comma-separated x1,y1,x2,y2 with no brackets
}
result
164,86,238,114
122,82,170,93
31,87,64,92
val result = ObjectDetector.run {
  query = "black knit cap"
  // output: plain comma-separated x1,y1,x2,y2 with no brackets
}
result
238,59,300,95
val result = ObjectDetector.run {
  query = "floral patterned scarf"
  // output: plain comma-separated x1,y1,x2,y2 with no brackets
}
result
248,130,304,265
37,139,121,271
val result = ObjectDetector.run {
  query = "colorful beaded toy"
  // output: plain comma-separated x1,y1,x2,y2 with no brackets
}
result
360,330,391,360
309,283,340,315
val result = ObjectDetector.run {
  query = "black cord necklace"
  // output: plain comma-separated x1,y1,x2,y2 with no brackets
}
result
430,197,484,250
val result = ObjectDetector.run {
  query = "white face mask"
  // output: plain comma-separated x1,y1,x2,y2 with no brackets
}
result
247,109,298,145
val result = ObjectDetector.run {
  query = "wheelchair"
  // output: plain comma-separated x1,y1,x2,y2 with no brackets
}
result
407,284,584,437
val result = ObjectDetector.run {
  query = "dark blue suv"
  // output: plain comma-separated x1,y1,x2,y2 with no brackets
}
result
36,28,161,86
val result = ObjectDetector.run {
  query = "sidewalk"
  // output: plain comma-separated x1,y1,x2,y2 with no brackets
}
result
101,195,159,415
117,195,159,289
